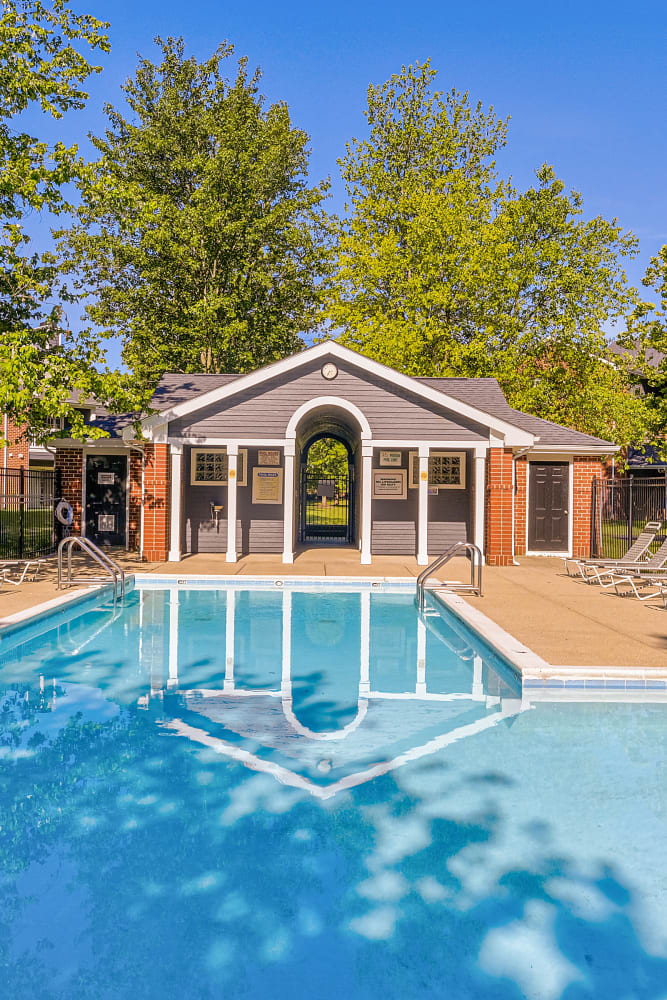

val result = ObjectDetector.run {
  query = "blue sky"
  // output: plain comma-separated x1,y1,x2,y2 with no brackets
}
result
26,0,667,367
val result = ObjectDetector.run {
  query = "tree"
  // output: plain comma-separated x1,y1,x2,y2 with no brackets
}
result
305,437,348,479
60,37,330,390
328,61,650,446
0,0,135,447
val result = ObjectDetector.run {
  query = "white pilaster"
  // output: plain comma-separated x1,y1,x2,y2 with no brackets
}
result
282,442,295,563
474,452,486,560
224,589,235,692
417,446,429,565
361,444,373,565
226,445,238,563
168,444,183,562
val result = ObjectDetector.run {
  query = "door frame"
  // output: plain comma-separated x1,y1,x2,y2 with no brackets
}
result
81,448,130,549
525,454,573,558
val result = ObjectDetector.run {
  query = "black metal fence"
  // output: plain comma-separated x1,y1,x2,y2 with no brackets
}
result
590,475,667,560
299,467,354,544
0,467,61,559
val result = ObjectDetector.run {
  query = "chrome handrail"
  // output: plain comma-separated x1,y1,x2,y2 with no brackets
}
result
57,536,126,600
416,541,483,610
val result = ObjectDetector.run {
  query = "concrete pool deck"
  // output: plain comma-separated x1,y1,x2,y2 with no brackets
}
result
1,550,665,671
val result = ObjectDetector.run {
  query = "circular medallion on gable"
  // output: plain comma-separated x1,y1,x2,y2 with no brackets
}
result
321,362,338,380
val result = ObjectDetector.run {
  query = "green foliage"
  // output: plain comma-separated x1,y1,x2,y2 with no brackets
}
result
60,36,330,389
0,0,135,447
328,61,649,447
306,437,348,478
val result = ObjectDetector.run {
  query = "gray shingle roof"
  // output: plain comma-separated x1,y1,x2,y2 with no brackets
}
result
416,377,615,448
151,374,240,411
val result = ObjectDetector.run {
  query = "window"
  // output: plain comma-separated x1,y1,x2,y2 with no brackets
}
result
190,448,247,486
408,451,466,489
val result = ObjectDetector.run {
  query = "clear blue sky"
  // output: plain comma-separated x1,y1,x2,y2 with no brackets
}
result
27,0,667,367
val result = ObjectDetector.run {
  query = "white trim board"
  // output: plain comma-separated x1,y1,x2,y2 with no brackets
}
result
129,342,536,446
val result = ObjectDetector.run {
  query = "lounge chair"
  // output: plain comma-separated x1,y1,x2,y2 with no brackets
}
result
565,520,663,585
0,559,48,585
611,539,667,603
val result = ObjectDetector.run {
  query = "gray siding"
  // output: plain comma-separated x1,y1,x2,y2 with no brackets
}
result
170,357,488,441
427,451,472,552
183,446,284,555
371,449,417,555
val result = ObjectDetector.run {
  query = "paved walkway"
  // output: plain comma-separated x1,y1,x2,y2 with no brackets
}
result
1,550,665,669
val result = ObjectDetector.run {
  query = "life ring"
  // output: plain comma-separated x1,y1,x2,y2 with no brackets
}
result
55,500,74,526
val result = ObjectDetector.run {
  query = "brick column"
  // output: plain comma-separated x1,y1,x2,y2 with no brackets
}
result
3,415,29,470
485,447,514,566
142,443,170,562
513,456,528,557
128,450,143,552
572,457,603,558
55,448,84,534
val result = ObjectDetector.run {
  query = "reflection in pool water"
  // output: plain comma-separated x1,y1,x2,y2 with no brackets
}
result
0,586,666,999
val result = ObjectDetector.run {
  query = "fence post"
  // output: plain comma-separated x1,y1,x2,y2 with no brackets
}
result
54,466,63,548
628,474,634,551
19,464,25,560
590,478,597,557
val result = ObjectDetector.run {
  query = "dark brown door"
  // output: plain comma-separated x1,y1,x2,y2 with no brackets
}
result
85,454,127,547
528,462,569,551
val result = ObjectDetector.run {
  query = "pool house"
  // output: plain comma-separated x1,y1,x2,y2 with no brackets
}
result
51,342,615,566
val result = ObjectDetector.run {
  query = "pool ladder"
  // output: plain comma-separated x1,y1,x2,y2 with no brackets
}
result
416,541,483,611
57,536,126,600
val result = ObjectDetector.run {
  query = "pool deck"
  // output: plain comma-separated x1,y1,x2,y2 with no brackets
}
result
1,549,665,672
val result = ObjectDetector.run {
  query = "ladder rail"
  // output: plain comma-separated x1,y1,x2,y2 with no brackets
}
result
57,536,126,599
416,541,483,610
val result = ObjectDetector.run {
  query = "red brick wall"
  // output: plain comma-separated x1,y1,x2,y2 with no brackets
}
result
2,414,29,470
128,450,143,552
573,457,603,558
142,443,170,562
485,447,514,566
54,448,83,534
513,456,527,557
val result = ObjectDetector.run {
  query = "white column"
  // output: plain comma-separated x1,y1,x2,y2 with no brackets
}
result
282,442,295,563
359,590,370,697
224,589,235,692
416,617,426,696
281,589,292,700
226,445,238,563
361,443,373,565
417,446,429,565
474,452,486,561
168,591,179,688
168,445,183,561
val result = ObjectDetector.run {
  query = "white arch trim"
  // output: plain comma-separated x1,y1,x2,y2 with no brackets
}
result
286,395,372,441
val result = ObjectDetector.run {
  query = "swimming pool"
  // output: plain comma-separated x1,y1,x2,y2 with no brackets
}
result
1,583,666,998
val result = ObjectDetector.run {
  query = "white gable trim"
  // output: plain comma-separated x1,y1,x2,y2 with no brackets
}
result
129,342,535,446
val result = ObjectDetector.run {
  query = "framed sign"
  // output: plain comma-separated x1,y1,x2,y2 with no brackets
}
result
258,449,281,466
372,469,407,500
97,472,115,485
379,450,402,467
252,467,283,504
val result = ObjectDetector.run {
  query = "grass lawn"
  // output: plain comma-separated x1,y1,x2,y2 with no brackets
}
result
598,519,666,560
304,500,349,525
0,508,55,558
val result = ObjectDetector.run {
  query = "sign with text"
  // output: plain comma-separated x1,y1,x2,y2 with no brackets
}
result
97,472,115,485
252,467,283,504
379,450,402,467
372,469,407,500
258,449,281,466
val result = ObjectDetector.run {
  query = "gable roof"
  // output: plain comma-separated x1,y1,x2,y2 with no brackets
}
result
134,341,536,446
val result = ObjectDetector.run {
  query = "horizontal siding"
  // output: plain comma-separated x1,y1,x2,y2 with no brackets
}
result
170,358,488,441
427,520,469,553
248,519,283,553
371,520,416,555
186,518,242,554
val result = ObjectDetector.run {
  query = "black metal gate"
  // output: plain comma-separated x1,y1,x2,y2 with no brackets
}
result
590,475,667,560
0,467,61,559
299,466,354,544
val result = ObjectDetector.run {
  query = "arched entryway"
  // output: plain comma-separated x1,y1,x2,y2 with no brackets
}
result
299,433,355,545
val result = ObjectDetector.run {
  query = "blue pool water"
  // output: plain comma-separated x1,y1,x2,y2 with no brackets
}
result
1,584,666,999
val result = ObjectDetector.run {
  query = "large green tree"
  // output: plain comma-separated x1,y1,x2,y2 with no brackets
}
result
328,61,650,446
61,37,330,390
0,0,134,447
